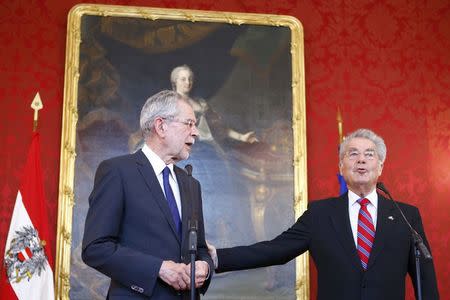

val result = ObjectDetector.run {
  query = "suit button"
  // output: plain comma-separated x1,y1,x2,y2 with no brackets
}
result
181,256,185,261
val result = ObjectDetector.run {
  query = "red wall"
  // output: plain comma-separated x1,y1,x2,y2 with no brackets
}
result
1,1,448,299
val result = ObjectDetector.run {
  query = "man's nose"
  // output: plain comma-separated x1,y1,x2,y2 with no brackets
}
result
356,154,367,163
191,125,199,137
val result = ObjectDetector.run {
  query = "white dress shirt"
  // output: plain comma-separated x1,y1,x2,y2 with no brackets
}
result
142,144,182,217
348,189,378,247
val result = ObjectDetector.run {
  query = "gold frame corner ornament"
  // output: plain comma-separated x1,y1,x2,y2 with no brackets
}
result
55,4,307,299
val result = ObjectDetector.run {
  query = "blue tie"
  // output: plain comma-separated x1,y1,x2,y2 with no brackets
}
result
162,167,182,237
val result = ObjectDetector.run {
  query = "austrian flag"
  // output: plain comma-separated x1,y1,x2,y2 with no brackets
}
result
1,132,54,300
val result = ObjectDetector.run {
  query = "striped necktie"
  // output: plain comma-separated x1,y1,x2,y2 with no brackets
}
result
357,198,375,270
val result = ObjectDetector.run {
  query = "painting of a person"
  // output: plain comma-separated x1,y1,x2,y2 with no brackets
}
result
170,64,258,248
171,64,257,147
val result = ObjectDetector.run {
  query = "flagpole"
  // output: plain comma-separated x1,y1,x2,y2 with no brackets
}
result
336,106,347,195
31,92,43,132
337,106,344,143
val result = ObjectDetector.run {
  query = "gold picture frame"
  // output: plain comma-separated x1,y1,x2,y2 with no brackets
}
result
56,4,308,299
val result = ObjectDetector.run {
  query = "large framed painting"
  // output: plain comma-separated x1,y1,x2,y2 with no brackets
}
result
56,4,308,300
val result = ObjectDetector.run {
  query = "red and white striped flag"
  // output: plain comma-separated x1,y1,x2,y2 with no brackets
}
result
1,132,54,299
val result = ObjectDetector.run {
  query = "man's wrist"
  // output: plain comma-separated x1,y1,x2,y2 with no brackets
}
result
212,252,218,269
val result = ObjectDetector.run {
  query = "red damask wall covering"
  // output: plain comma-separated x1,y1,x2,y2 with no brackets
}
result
0,1,448,299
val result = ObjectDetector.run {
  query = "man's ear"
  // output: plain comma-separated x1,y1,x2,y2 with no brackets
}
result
378,162,384,176
154,118,166,137
338,161,343,175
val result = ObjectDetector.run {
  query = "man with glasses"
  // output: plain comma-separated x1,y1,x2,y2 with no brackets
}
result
82,90,213,299
208,128,439,300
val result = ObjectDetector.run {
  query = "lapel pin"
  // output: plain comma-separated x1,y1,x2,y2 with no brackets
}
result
388,216,394,220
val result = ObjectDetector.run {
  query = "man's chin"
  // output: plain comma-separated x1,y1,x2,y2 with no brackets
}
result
351,180,377,190
178,152,190,161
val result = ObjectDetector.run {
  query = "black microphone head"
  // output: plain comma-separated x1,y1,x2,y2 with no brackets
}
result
376,182,389,195
376,182,385,192
185,164,193,176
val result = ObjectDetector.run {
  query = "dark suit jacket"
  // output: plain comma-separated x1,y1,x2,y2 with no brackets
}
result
82,150,213,299
217,194,439,300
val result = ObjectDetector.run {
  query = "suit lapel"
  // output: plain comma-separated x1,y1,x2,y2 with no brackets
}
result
366,194,395,270
330,194,362,271
134,150,181,244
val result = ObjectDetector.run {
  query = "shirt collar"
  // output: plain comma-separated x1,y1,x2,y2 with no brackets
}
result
141,144,174,176
348,188,378,208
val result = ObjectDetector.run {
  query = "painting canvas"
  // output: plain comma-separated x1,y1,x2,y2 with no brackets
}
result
56,4,308,300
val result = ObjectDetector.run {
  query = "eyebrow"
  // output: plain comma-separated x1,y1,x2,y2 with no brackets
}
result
347,147,376,152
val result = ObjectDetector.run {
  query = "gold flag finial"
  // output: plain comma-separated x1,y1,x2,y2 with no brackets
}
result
337,106,344,144
31,92,43,131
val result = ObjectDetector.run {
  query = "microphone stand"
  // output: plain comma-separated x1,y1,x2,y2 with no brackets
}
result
189,220,198,300
185,165,197,300
376,182,432,300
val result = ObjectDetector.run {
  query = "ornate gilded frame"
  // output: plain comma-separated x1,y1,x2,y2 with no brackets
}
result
56,4,307,299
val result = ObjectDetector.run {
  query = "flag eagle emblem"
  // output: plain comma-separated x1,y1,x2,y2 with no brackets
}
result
4,226,48,283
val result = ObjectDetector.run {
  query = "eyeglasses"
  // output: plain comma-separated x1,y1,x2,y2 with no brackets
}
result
345,149,377,160
162,117,197,129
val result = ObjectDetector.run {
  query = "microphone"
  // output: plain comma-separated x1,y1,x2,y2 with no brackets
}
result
184,164,198,252
376,182,432,260
185,164,193,177
185,164,197,300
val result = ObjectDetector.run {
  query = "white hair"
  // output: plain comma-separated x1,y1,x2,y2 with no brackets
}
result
339,128,387,163
170,64,194,90
140,90,183,138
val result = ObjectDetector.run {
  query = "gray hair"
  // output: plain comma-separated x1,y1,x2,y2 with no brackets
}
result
170,64,194,90
339,128,387,163
140,90,183,138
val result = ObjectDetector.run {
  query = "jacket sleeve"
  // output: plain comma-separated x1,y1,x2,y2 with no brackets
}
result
193,180,214,294
81,159,162,298
216,206,312,273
